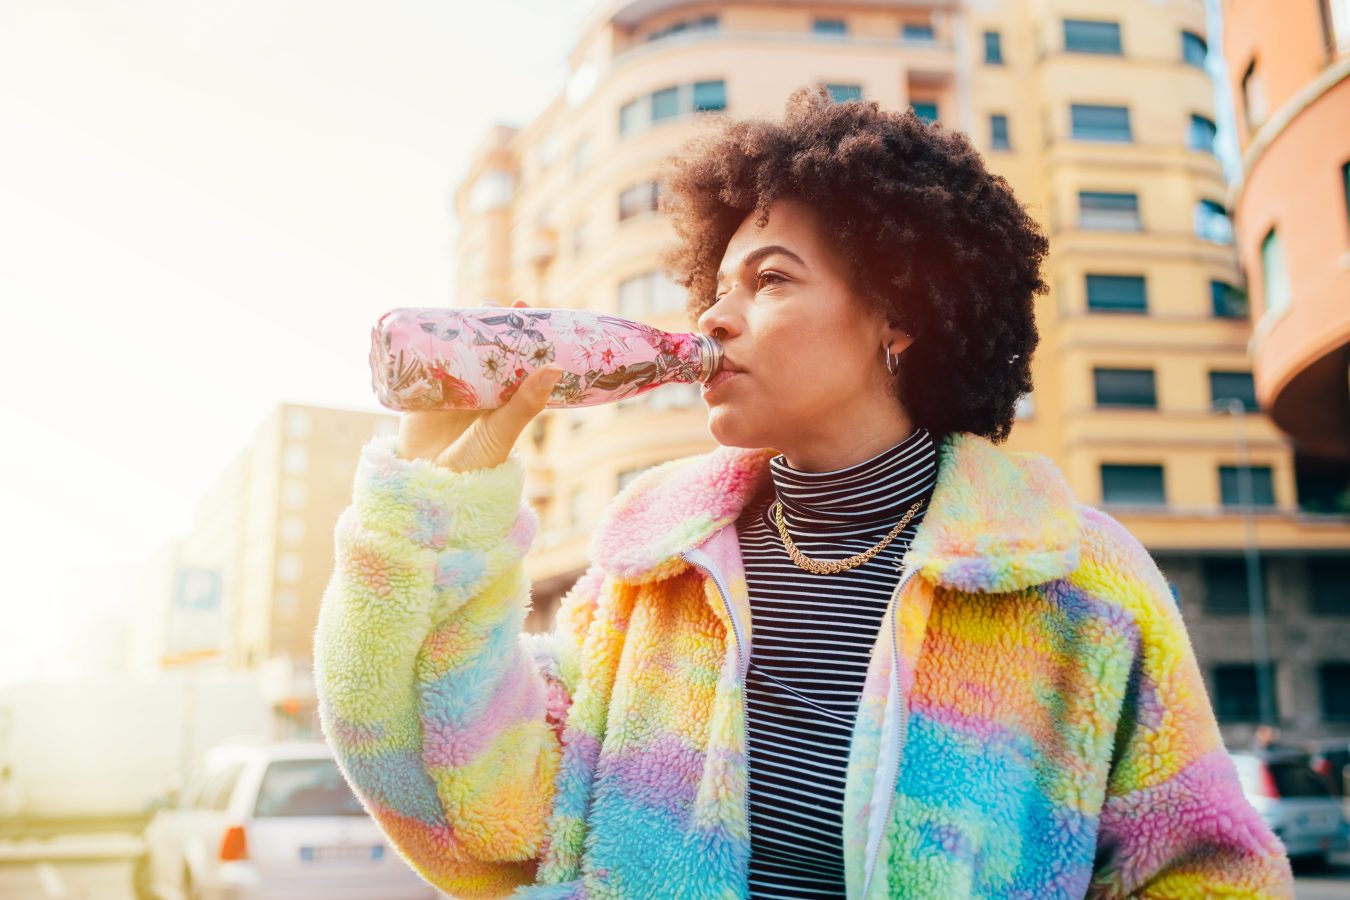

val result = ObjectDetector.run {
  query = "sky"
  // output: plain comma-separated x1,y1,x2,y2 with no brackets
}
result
0,1,1240,684
0,0,590,683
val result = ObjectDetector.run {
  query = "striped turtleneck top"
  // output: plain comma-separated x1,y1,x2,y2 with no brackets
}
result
734,428,939,898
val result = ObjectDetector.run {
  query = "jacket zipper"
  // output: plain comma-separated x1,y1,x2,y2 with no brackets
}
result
861,566,918,899
680,548,753,869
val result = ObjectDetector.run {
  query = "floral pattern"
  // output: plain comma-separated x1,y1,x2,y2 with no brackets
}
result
370,308,708,412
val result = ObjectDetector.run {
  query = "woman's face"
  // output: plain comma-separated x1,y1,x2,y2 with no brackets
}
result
697,198,913,468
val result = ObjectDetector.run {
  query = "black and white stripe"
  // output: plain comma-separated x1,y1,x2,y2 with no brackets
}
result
736,429,938,899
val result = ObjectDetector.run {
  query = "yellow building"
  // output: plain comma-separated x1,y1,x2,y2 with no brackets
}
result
456,1,1350,739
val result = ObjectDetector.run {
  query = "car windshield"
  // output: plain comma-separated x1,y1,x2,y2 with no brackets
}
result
253,759,365,817
1268,761,1332,798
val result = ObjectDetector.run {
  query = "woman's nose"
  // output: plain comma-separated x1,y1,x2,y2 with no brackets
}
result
698,296,739,340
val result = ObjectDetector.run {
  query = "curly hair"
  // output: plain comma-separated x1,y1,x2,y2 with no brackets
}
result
658,85,1048,443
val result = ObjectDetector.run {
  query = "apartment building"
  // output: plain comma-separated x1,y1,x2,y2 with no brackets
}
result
452,0,1350,741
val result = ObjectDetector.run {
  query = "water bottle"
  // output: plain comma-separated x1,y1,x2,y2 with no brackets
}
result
369,307,724,411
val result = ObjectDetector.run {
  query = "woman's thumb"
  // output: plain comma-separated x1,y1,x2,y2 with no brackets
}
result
492,365,563,438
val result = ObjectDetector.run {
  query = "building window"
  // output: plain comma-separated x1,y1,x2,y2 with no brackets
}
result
1182,31,1208,67
1188,114,1217,153
1321,664,1350,720
648,15,719,42
1094,368,1157,409
1209,371,1258,412
277,552,303,585
1204,557,1261,615
1342,161,1349,231
813,18,847,36
279,515,306,544
618,182,660,221
1079,191,1141,231
572,139,591,175
1086,274,1147,312
1064,19,1123,55
651,86,681,122
468,171,513,213
990,114,1010,150
281,481,305,510
1194,199,1234,244
902,22,936,42
1101,464,1165,505
619,81,726,136
984,30,1003,63
1260,228,1291,315
1309,557,1350,615
1321,0,1350,51
1211,280,1248,318
282,445,308,475
1070,104,1132,142
618,271,685,318
693,80,727,112
1242,60,1267,129
1212,664,1275,723
285,409,312,440
911,101,939,123
1220,465,1277,508
827,83,863,103
568,487,587,528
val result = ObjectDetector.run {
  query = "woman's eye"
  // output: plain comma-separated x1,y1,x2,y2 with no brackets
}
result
756,271,785,289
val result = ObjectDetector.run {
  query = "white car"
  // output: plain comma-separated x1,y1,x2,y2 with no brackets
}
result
1230,749,1350,866
132,741,440,900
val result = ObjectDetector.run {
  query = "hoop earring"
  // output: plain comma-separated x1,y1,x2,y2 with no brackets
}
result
883,339,899,375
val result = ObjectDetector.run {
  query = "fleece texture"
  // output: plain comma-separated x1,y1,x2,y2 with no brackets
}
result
313,432,1293,899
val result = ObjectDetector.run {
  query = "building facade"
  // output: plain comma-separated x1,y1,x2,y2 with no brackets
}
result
128,403,398,738
455,0,1350,742
1221,1,1350,499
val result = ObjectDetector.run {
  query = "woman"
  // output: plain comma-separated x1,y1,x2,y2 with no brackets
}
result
314,88,1293,898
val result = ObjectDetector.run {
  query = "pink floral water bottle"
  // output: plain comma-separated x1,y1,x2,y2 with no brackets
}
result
369,307,724,411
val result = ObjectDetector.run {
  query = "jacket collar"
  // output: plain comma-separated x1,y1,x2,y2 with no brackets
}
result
589,432,1081,593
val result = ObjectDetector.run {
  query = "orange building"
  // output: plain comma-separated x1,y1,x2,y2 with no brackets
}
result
1222,1,1350,469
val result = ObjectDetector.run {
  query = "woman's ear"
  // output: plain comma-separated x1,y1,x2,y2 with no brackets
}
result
884,326,915,356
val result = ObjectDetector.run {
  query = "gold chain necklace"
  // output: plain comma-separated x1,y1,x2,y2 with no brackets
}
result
773,497,925,575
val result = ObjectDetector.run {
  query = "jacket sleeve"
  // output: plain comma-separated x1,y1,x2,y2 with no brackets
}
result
313,435,602,899
1085,518,1294,899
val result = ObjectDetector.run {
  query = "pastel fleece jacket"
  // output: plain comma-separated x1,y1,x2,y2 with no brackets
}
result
313,431,1293,899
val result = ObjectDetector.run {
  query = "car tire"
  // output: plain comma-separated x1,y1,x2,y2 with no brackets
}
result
130,854,157,900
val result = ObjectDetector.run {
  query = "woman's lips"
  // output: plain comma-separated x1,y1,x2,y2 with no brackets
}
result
701,368,742,396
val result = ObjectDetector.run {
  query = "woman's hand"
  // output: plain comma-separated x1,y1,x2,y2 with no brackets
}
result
396,300,563,473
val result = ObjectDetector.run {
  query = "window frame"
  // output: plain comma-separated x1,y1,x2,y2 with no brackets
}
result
1093,367,1158,410
1260,227,1291,316
1078,190,1141,231
1209,371,1258,413
1100,463,1166,506
1181,30,1208,67
1063,18,1123,55
1219,465,1277,509
1070,104,1132,142
990,113,1010,150
826,83,863,103
1085,274,1148,313
911,101,939,124
1188,114,1217,154
984,30,1004,64
617,181,661,222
